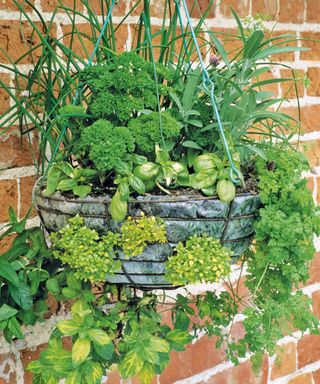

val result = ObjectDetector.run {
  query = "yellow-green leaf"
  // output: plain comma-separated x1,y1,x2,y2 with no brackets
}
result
57,320,79,336
139,362,155,384
72,337,91,364
65,370,81,384
88,329,110,345
150,336,170,353
119,349,144,378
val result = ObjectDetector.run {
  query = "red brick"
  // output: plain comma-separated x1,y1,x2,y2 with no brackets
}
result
20,175,37,219
308,253,320,285
298,334,320,368
160,335,226,383
300,105,320,134
0,353,17,384
0,74,10,115
252,0,278,18
288,373,314,384
313,369,320,384
254,69,279,96
301,32,320,61
104,370,121,384
186,0,216,18
306,177,314,194
278,0,305,23
317,177,320,206
0,180,18,223
306,0,320,23
0,0,34,11
41,0,83,12
301,141,320,168
281,69,305,99
0,127,37,170
231,357,268,384
270,342,297,379
269,31,297,62
312,290,320,319
0,21,56,64
0,234,16,254
85,0,127,16
198,370,230,384
220,0,250,18
211,28,242,60
307,67,320,97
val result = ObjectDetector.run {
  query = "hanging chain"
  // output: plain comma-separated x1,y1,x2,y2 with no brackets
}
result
177,0,242,184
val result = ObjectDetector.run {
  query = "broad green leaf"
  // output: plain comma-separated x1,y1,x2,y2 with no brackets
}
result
8,281,33,310
57,320,79,336
62,287,79,299
109,191,127,222
71,300,91,318
0,259,20,285
129,175,146,194
191,170,218,190
1,243,30,263
66,274,81,290
119,182,130,201
88,329,110,345
58,162,74,177
0,304,18,321
166,330,193,351
57,178,77,191
45,166,62,196
7,316,24,339
42,338,72,375
182,140,203,150
149,335,170,353
46,277,60,295
72,337,91,364
93,342,114,360
73,185,91,198
17,309,36,325
244,30,264,58
119,349,144,378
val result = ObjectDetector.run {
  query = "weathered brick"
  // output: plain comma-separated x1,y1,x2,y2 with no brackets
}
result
0,74,11,115
255,69,279,96
231,356,268,384
198,370,230,384
104,369,121,384
85,0,127,16
313,369,320,384
288,373,314,384
280,69,305,99
301,32,320,61
300,105,320,134
306,0,320,23
298,334,320,368
0,0,34,11
0,234,15,254
0,128,37,170
317,177,320,205
20,343,48,384
307,67,320,96
308,253,320,285
20,175,37,218
301,141,320,168
211,28,242,60
220,0,250,18
0,179,18,223
252,0,278,18
160,335,226,383
312,290,320,319
186,0,216,18
41,0,83,12
278,0,305,23
61,23,128,58
0,353,17,384
270,342,297,380
0,21,56,64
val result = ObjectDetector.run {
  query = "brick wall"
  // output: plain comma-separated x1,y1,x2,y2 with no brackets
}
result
1,0,320,383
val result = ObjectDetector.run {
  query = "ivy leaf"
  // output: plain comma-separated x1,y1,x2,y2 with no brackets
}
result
0,304,18,321
119,349,144,378
72,337,91,365
57,320,79,336
88,329,110,345
166,330,193,351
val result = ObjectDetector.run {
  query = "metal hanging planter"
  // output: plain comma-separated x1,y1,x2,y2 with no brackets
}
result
35,190,260,290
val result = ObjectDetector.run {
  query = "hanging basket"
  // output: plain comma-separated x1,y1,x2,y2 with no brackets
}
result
35,190,260,290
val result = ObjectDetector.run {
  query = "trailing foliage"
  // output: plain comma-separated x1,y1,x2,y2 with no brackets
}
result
165,234,232,285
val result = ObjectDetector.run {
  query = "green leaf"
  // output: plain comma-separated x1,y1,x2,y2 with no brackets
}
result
0,259,20,285
109,191,127,222
17,309,37,325
71,300,91,318
0,304,18,321
182,69,201,111
58,162,74,177
253,46,308,61
119,349,144,379
93,342,114,360
149,335,170,353
166,330,193,351
1,243,30,263
129,175,146,194
65,370,82,384
46,278,60,295
73,185,91,198
182,141,203,150
66,275,81,290
62,287,79,299
8,281,33,310
244,30,264,58
119,182,130,201
57,178,77,191
57,320,79,336
7,316,24,339
45,166,62,196
138,362,155,384
191,170,218,190
72,337,91,365
88,329,110,345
